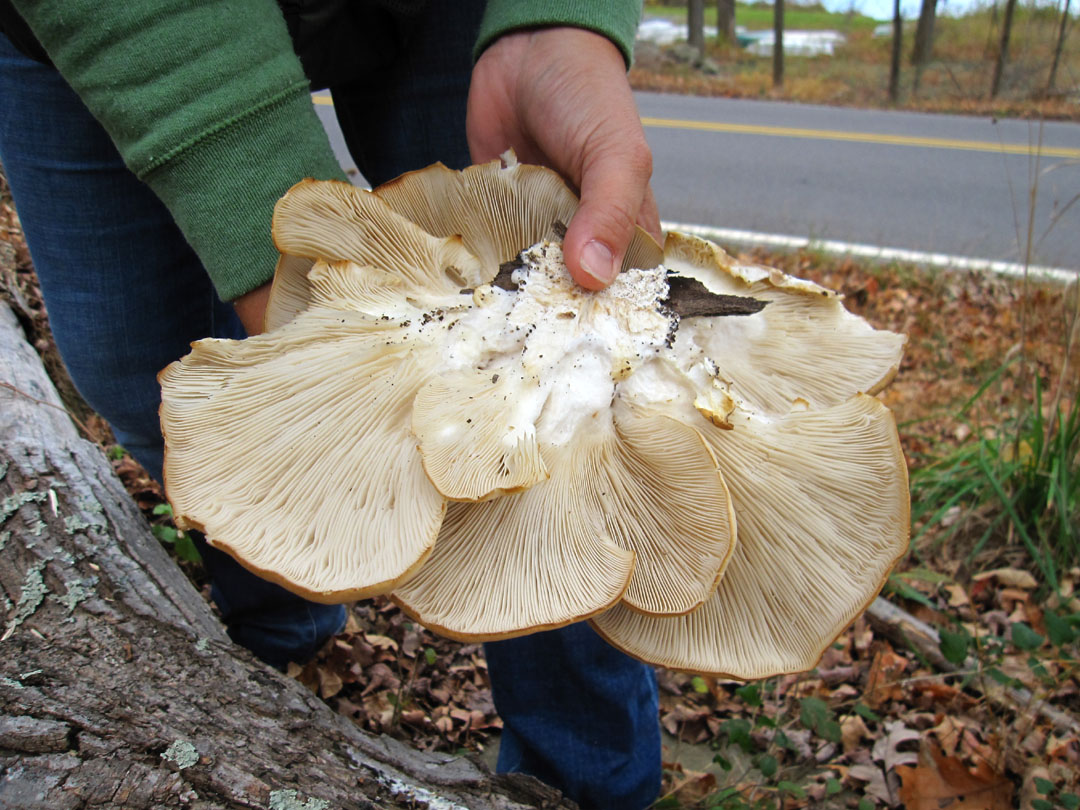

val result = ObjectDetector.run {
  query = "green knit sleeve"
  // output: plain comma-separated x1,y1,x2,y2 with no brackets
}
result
12,0,347,302
475,0,643,67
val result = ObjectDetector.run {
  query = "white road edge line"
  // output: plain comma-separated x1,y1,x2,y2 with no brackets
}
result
663,221,1079,284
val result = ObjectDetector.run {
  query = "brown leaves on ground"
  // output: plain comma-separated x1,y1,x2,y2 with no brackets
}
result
291,598,502,754
653,586,1078,807
897,739,1013,810
651,550,1078,806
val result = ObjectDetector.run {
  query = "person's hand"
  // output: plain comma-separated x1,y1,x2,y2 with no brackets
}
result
233,282,271,336
467,27,660,290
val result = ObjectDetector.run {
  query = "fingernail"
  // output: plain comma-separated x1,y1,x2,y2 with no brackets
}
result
581,240,616,286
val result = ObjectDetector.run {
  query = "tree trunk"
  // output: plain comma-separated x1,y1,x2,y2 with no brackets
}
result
889,0,903,102
688,0,706,57
1045,0,1071,96
991,0,1018,98
773,0,785,88
910,0,938,96
717,0,736,43
0,301,575,810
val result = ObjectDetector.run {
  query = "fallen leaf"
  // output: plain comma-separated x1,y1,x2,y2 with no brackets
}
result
318,666,344,699
930,715,966,757
343,611,363,634
670,768,718,803
400,709,427,727
944,584,970,607
660,702,711,743
1020,727,1046,757
960,727,997,764
865,646,909,708
401,627,422,658
365,633,399,651
873,721,921,772
363,691,396,729
1001,586,1032,602
450,707,474,726
912,680,969,707
360,663,399,697
897,739,1012,810
841,713,871,754
848,763,894,805
782,727,815,760
830,683,860,701
1045,735,1080,763
974,568,1038,589
853,616,875,654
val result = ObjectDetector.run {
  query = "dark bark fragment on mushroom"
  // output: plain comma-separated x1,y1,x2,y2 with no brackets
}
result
492,257,526,291
663,276,768,318
0,302,577,810
490,251,768,324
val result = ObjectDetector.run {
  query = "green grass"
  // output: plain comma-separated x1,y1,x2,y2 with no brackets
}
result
910,367,1080,590
644,1,883,32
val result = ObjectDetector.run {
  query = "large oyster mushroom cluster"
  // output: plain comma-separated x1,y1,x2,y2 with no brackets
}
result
159,155,910,679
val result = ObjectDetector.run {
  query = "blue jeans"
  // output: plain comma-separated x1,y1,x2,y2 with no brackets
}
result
0,10,659,807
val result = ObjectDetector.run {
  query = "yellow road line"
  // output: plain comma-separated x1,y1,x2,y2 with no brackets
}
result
312,95,1080,159
640,116,1080,159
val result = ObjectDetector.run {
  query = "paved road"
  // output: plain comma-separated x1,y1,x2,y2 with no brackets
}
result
314,91,1080,270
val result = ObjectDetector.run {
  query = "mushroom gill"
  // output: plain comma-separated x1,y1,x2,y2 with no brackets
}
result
159,156,909,677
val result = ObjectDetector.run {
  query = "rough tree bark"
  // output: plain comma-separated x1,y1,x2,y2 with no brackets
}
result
688,0,706,57
910,0,938,95
1045,0,1072,96
0,301,575,810
773,0,785,88
990,0,1018,98
716,0,736,43
889,0,903,102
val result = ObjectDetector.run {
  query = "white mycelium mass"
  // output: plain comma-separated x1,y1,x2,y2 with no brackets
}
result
405,241,678,451
501,242,673,446
161,160,911,679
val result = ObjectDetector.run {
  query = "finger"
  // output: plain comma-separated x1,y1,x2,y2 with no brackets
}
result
563,134,653,290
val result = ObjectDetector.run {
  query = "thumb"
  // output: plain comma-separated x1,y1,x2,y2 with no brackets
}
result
563,138,653,291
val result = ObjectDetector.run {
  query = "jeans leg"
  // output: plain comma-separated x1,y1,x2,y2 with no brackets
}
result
485,624,662,810
329,0,484,183
0,32,345,667
0,38,240,477
328,11,663,802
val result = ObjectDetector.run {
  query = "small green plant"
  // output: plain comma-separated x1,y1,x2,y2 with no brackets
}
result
675,679,866,809
935,609,1079,708
910,367,1080,590
151,503,201,563
1034,776,1080,810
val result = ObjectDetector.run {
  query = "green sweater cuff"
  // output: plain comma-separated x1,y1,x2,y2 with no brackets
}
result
475,0,642,66
145,85,347,302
